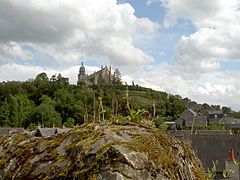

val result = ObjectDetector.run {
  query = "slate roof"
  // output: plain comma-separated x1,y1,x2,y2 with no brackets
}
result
0,128,25,136
33,128,57,137
220,117,240,125
187,108,197,116
208,110,223,114
191,135,240,172
0,129,9,136
57,128,72,134
178,108,207,128
33,128,72,137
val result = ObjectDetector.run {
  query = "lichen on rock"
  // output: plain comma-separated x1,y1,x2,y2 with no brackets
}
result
0,122,207,179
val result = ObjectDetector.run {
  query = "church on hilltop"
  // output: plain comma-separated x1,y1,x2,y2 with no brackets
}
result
77,62,120,85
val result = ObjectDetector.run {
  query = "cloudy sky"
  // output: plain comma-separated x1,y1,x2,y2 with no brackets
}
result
0,0,240,110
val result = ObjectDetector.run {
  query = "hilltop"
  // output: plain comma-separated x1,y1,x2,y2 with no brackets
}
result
0,72,238,130
0,72,187,129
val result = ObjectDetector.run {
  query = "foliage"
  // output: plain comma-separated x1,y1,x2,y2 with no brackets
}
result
127,109,146,122
196,125,228,130
222,106,232,115
223,168,234,179
27,123,37,131
207,160,218,179
207,160,235,179
29,95,62,127
64,117,75,128
153,117,168,130
0,72,189,128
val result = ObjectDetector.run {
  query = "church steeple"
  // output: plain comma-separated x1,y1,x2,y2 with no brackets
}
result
79,61,86,75
78,61,86,84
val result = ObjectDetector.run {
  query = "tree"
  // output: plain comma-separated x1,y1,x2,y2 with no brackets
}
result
30,95,62,127
54,89,74,123
35,72,49,83
0,94,35,127
64,117,75,128
222,106,232,115
32,73,51,103
113,69,122,84
74,86,94,123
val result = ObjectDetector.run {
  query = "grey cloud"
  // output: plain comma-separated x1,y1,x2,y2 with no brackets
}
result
0,0,157,70
0,1,75,43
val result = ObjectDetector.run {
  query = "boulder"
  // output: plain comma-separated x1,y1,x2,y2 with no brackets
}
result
0,122,207,179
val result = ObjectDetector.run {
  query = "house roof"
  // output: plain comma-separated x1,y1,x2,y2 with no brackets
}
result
191,135,240,172
208,110,223,114
33,128,73,137
220,117,240,125
0,129,9,136
0,128,25,136
187,108,197,116
56,128,72,134
33,128,57,137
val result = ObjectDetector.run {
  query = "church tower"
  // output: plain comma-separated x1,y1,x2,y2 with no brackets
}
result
77,62,86,84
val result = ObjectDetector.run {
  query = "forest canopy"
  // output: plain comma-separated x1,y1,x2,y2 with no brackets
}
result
0,72,188,129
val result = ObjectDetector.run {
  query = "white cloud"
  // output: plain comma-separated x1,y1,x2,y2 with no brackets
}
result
151,0,240,80
1,0,240,111
0,64,55,82
0,42,33,61
135,18,160,33
124,63,240,111
0,63,100,84
145,0,240,110
0,0,157,70
146,0,161,6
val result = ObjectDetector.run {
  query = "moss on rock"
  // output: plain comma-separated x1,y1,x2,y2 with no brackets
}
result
0,122,208,179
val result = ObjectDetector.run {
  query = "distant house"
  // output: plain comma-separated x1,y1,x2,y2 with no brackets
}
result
33,128,72,137
176,109,207,129
208,110,224,125
220,117,240,133
0,128,25,136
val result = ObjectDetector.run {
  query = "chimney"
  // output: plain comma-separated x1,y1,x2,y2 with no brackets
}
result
229,149,235,161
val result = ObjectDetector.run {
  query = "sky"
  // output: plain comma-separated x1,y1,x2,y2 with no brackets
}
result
0,0,240,111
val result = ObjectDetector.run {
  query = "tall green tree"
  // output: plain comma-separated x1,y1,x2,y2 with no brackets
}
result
30,95,62,127
54,89,74,123
0,94,34,127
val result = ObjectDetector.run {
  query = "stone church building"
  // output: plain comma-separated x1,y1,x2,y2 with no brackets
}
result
77,62,117,85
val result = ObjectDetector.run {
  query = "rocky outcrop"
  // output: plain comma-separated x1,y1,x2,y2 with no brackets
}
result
0,122,207,179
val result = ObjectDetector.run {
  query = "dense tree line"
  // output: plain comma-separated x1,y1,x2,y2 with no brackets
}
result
0,72,187,129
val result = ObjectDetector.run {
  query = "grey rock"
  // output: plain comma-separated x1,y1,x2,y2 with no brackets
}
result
32,161,54,175
98,172,131,180
29,152,48,164
110,145,148,169
0,123,207,179
37,140,47,152
55,135,72,155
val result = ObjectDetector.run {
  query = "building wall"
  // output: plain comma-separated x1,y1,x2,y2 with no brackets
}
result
78,67,113,85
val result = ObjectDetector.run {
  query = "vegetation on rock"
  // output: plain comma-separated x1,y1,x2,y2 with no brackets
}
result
0,122,207,179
